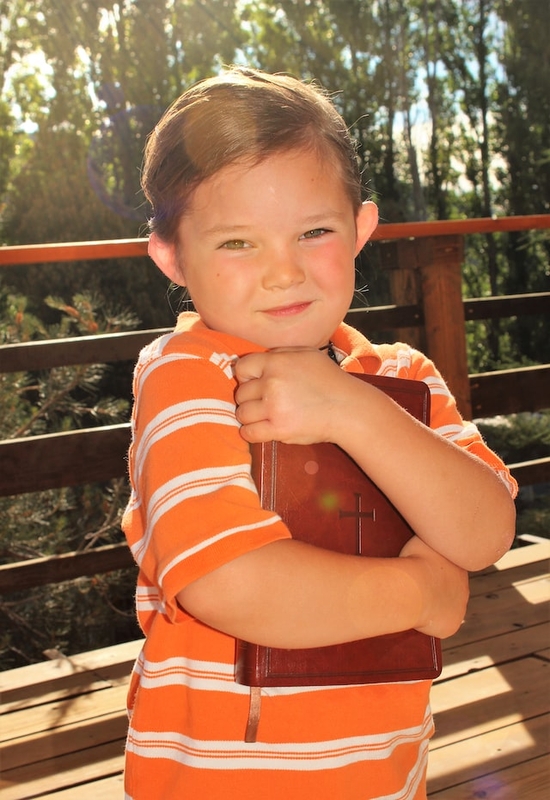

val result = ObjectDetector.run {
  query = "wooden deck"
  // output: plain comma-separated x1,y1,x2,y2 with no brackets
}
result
1,540,548,799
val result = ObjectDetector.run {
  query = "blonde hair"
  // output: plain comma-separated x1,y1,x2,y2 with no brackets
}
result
142,67,362,243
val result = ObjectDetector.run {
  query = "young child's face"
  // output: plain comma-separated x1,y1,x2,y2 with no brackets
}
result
156,147,377,350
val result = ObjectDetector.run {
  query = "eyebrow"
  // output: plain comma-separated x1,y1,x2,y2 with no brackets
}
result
201,224,252,238
299,210,350,226
202,210,349,239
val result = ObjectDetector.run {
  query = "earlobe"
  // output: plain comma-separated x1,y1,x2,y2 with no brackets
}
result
148,232,186,286
355,201,379,254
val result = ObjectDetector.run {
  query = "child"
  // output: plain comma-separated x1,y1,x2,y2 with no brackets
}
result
122,67,516,800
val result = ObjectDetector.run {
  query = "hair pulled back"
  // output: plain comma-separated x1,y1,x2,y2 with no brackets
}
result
142,67,362,243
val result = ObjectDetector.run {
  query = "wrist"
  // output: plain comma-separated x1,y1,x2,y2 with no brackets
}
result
349,557,426,637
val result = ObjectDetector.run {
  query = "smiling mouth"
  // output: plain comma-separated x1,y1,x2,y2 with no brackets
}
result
262,302,312,317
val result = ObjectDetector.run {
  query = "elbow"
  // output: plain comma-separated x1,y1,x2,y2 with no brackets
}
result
177,569,238,633
467,497,517,572
176,552,266,639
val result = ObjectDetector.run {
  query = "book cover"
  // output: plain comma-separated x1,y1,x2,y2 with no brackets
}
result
235,373,441,688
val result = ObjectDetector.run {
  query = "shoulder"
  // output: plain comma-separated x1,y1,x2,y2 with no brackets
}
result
366,341,443,387
372,342,420,378
135,313,264,383
136,329,238,381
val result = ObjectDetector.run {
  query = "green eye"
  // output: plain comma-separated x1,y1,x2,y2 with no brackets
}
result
222,239,248,249
302,228,328,239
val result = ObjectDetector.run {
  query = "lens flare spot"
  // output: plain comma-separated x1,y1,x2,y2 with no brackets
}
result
320,492,339,511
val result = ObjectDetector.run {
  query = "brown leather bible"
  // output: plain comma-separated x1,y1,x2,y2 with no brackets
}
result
235,373,442,692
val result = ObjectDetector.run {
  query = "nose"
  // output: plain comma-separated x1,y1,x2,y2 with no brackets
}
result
262,247,306,290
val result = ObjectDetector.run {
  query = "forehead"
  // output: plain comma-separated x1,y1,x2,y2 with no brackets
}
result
187,147,353,220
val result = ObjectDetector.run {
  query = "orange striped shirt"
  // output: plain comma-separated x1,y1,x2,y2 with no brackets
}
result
122,313,516,799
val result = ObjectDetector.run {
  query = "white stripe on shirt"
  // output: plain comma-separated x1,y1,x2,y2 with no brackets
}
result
133,398,239,484
126,707,433,772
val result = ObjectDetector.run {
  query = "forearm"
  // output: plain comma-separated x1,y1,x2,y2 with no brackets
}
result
178,538,466,648
333,378,516,571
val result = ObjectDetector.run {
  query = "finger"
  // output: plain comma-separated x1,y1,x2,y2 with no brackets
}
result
234,353,266,384
235,399,266,426
234,377,263,405
239,419,276,444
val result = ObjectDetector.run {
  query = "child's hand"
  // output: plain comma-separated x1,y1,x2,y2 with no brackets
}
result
234,348,346,445
399,535,470,639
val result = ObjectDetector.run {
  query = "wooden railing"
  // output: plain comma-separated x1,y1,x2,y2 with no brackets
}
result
1,215,549,595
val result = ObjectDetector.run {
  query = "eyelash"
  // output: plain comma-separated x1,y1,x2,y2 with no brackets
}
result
220,240,249,250
301,228,330,239
219,229,331,249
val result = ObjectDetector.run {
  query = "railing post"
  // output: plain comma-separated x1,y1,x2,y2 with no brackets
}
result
379,240,426,353
418,235,472,420
379,235,472,420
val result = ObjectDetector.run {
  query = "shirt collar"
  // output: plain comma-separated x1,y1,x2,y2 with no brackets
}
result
173,312,382,374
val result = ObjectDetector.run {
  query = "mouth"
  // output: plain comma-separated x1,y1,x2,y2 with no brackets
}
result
262,301,313,318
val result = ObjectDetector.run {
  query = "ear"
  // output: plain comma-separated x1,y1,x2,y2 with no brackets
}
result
354,201,379,255
148,232,186,286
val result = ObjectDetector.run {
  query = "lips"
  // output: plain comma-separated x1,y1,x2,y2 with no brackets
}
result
262,301,313,317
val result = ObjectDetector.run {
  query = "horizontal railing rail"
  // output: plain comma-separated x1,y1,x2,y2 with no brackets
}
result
1,215,549,266
2,293,549,374
1,366,547,500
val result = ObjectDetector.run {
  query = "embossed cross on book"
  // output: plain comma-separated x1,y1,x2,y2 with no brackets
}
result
339,492,375,554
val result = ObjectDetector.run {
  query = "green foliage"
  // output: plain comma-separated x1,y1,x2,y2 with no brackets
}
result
476,410,550,546
477,410,550,465
515,494,550,542
0,290,140,670
0,569,139,672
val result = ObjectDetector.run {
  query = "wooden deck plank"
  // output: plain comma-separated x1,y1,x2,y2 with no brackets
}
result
427,713,550,794
0,740,125,800
468,543,550,597
428,753,550,799
1,709,127,771
36,773,125,799
442,572,549,649
0,639,142,697
0,671,114,715
472,540,549,576
469,560,549,598
0,639,142,718
431,658,549,747
437,622,548,681
0,682,128,743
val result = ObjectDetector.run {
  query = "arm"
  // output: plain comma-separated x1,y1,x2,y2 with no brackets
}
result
234,348,516,572
179,534,469,648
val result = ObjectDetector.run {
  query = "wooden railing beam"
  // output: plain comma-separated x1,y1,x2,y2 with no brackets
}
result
0,425,130,497
464,292,550,321
470,364,550,417
1,215,549,267
2,293,548,374
508,457,550,488
0,329,169,373
0,543,134,595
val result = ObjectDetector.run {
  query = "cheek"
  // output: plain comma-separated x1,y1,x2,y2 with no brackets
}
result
315,243,355,286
